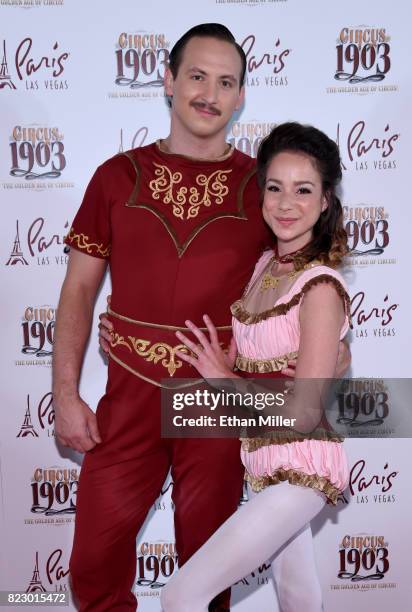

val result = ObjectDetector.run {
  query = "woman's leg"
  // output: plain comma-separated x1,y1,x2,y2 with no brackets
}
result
247,485,323,612
161,481,325,612
272,523,323,611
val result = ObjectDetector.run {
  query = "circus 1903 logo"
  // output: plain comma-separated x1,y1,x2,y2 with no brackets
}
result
136,541,177,591
334,379,391,431
240,33,290,88
0,38,69,91
16,306,55,367
328,27,397,95
343,204,395,266
228,121,276,157
110,32,170,99
335,534,394,589
26,466,78,522
9,126,66,181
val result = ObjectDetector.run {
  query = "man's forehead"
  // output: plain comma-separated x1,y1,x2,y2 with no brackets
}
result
180,36,242,71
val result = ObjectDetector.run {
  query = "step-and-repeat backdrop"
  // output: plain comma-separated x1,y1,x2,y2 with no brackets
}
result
1,1,411,610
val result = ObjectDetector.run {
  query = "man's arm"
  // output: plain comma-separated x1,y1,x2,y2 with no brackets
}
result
53,249,107,453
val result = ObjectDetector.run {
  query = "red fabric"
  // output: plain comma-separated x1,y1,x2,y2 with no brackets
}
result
67,144,272,610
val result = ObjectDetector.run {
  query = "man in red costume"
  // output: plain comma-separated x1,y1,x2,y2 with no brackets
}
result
54,23,348,612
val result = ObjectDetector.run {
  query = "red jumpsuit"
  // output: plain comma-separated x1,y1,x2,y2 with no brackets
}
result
65,142,271,611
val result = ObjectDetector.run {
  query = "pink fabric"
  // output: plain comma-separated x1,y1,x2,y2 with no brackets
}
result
233,250,350,493
233,251,350,360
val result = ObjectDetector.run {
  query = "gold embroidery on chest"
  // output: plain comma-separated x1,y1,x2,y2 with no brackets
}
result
149,163,232,220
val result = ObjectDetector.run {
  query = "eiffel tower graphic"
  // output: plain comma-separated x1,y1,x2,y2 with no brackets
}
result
6,221,28,266
0,40,17,90
118,128,124,153
26,552,47,592
17,395,39,438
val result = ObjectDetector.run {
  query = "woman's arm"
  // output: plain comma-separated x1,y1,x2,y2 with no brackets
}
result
290,281,346,432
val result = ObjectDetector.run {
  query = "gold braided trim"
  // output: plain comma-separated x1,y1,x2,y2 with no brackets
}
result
118,151,141,206
241,430,344,451
231,274,352,326
108,349,203,389
245,468,341,504
66,227,111,258
236,350,298,373
108,306,232,332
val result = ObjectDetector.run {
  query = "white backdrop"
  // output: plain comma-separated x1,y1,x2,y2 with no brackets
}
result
1,0,411,610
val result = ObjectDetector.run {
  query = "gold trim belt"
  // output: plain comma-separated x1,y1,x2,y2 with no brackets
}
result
107,306,232,332
107,307,232,387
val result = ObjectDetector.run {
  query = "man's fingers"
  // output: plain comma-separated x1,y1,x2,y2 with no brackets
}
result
87,414,102,444
106,294,112,305
99,338,110,354
98,316,113,331
99,326,113,343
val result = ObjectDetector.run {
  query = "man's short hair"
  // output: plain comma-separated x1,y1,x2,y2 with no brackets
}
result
168,23,247,88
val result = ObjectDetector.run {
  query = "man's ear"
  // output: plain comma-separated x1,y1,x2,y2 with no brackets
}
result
164,68,174,97
235,85,245,111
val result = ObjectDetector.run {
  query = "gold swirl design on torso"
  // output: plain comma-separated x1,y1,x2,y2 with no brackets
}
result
110,333,193,377
149,163,231,220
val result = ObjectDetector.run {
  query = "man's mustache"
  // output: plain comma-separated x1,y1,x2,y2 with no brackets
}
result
190,101,222,116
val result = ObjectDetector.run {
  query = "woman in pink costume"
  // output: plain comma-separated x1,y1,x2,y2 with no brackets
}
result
161,122,350,612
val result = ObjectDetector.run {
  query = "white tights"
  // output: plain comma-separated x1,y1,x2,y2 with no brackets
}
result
161,482,325,612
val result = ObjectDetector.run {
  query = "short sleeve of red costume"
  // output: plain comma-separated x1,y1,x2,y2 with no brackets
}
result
64,166,111,260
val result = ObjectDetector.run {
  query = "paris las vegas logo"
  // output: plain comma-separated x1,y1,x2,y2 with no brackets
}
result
110,31,170,99
335,456,399,506
24,550,69,594
327,26,398,95
17,391,55,439
336,120,399,172
5,125,73,186
240,32,291,88
0,37,69,91
5,218,69,268
350,290,398,339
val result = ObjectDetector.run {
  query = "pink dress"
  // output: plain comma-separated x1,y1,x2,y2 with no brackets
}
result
231,250,350,504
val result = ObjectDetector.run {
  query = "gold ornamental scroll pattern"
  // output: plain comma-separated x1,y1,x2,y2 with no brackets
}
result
110,332,194,377
66,227,111,258
149,163,232,220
